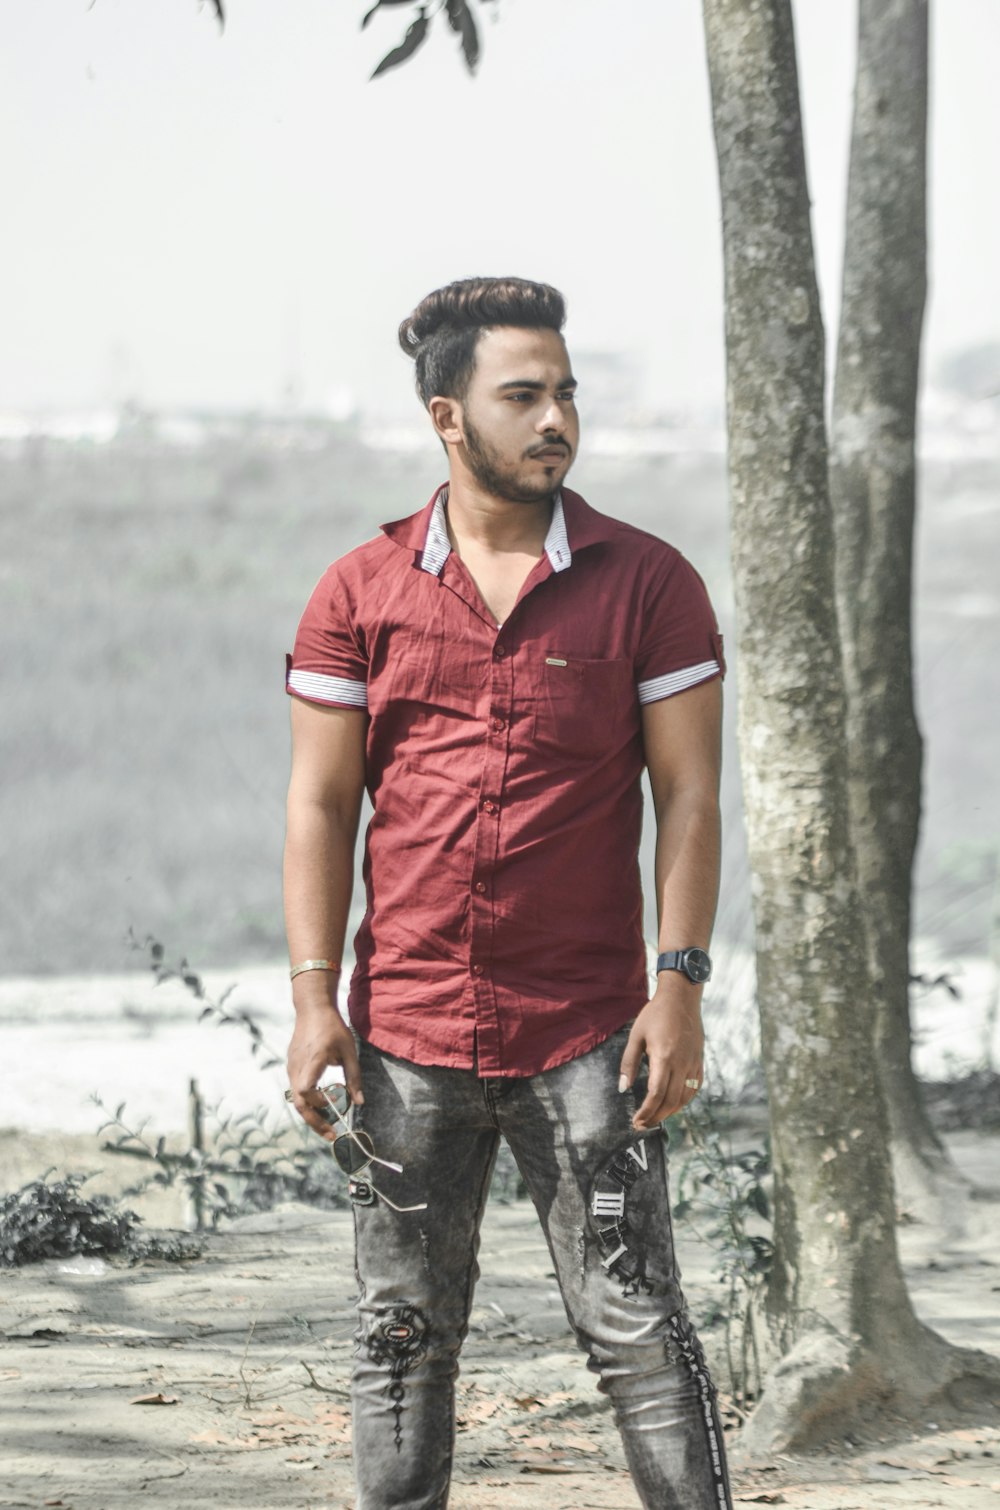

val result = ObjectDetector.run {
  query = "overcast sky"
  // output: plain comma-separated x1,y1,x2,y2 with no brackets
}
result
2,0,998,420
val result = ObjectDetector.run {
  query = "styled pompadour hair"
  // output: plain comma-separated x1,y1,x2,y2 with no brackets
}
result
398,277,567,409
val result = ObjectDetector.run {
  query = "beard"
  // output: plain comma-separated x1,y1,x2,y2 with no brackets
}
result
462,416,572,505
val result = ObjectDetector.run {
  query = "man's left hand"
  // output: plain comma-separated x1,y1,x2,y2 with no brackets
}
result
619,980,705,1130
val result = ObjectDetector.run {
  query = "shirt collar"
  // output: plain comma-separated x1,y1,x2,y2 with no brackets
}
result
419,486,571,577
383,484,591,577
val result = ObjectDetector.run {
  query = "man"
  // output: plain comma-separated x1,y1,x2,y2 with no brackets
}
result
284,276,732,1509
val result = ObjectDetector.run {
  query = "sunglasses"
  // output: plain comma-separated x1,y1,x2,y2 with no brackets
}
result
286,1082,427,1213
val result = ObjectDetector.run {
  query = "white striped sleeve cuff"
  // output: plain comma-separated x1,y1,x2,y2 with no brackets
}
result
287,669,368,709
637,660,721,705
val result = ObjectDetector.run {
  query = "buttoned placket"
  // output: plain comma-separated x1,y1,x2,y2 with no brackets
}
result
434,548,557,1074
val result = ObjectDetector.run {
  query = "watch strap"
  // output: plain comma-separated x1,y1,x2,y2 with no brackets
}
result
656,948,712,983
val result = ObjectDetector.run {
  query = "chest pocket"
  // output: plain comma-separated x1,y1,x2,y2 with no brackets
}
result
530,655,637,762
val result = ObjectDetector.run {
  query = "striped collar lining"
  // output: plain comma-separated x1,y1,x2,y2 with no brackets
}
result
419,488,572,577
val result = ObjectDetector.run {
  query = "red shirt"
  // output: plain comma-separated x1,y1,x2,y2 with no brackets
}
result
287,486,723,1077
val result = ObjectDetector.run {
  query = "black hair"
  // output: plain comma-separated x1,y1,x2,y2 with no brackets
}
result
398,276,567,408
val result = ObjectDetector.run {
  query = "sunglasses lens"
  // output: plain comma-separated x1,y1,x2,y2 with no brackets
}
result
333,1130,375,1175
318,1082,350,1119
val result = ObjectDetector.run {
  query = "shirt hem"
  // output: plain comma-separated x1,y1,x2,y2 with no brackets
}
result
353,1005,640,1080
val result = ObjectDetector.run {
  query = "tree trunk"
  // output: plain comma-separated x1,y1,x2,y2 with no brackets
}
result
701,0,998,1450
830,0,955,1217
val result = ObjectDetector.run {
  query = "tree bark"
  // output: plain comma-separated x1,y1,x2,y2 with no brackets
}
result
829,0,954,1215
701,0,997,1450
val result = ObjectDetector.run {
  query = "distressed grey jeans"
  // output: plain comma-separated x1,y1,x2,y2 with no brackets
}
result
349,1030,733,1510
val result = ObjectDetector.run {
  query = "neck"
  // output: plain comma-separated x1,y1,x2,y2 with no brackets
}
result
444,478,554,556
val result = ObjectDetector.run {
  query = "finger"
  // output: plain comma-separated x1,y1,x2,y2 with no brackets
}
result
292,1083,345,1137
641,1066,702,1127
633,1062,673,1130
339,1035,365,1106
292,1096,338,1142
617,1028,645,1094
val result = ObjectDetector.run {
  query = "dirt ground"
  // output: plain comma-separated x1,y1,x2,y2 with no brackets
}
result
1,1131,999,1510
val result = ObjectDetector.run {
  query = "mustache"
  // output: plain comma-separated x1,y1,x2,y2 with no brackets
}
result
526,440,571,458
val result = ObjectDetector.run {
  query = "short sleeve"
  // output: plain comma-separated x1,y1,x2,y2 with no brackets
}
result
285,563,369,710
635,553,725,705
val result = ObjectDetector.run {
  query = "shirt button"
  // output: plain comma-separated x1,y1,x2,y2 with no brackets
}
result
472,963,485,976
491,717,505,733
483,799,498,814
474,881,487,894
493,645,506,660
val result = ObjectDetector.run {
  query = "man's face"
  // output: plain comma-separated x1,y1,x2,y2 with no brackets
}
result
455,326,579,504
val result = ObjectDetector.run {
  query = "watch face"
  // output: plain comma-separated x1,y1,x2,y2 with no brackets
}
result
685,949,712,984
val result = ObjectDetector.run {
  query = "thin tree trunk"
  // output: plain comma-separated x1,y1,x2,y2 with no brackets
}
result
830,0,954,1215
701,0,997,1449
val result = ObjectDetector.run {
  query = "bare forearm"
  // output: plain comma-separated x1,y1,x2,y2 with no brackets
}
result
652,789,721,957
283,797,359,1000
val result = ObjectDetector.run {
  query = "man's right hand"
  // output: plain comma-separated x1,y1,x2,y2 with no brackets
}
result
286,988,364,1142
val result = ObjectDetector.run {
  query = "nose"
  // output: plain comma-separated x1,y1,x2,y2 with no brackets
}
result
536,398,566,435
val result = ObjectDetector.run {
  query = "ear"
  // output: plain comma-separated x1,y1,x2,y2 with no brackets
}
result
428,395,464,447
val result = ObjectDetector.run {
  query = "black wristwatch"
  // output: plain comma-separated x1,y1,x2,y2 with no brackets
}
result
656,948,713,984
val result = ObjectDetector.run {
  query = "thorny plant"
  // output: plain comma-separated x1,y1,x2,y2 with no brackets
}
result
95,934,351,1228
668,1089,774,1417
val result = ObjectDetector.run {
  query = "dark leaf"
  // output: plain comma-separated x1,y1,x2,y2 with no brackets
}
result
155,1137,166,1161
371,13,429,79
210,0,225,25
445,0,479,72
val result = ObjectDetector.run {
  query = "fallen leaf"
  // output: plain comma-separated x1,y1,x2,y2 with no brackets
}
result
736,1494,785,1505
131,1392,179,1406
562,1435,601,1453
457,1399,503,1424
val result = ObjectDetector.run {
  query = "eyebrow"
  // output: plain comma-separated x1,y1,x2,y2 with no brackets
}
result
496,376,578,392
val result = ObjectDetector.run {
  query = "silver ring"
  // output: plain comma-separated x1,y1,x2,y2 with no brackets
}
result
684,1078,701,1091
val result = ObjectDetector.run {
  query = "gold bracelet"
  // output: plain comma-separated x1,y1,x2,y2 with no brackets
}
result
289,959,342,981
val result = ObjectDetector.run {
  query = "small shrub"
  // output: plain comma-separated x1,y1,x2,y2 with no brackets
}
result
0,1172,201,1268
